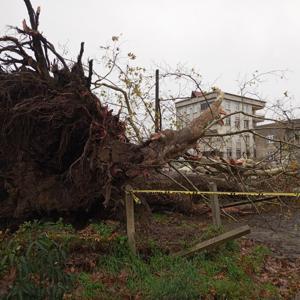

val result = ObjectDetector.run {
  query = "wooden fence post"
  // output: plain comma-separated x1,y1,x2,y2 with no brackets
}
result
125,185,136,255
209,182,221,227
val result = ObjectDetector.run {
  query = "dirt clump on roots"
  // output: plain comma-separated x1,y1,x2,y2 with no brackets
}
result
0,69,134,219
0,1,137,222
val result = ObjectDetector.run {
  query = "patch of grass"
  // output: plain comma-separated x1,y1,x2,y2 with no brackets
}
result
219,256,245,280
145,254,200,300
261,282,280,298
242,245,271,273
178,238,191,250
96,234,279,300
97,234,130,275
91,222,114,239
212,278,251,298
145,238,164,255
78,272,104,299
1,221,279,299
146,267,199,299
0,220,74,299
177,220,199,230
200,224,225,241
153,212,169,222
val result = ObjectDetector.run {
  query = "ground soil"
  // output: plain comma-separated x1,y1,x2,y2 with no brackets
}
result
133,200,300,298
136,201,300,259
224,202,300,260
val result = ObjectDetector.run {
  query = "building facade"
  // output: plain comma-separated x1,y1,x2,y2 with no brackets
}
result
175,91,266,159
255,120,300,163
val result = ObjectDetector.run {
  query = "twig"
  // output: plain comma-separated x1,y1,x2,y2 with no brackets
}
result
156,169,190,191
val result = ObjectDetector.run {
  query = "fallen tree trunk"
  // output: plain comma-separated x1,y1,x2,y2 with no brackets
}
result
0,0,225,221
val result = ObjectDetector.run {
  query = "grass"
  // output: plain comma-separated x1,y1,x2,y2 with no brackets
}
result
0,220,74,300
242,244,271,273
96,227,279,300
152,212,169,222
0,220,280,300
77,273,104,299
91,222,114,239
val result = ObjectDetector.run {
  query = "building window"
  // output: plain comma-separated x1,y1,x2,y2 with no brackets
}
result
267,151,276,161
200,101,212,111
234,116,240,129
266,135,274,143
227,148,232,158
244,135,250,146
225,101,231,111
225,117,231,126
294,130,300,142
244,119,249,129
235,102,240,111
236,148,241,159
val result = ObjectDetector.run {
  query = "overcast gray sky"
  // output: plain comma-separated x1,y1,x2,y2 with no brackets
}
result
1,0,300,114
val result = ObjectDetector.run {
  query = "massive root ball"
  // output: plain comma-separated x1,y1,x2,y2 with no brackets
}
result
0,70,132,219
0,0,224,222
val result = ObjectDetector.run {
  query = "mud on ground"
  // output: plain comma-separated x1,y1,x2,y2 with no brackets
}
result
134,201,300,298
224,201,300,260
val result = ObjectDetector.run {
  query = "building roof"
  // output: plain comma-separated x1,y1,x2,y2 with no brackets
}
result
176,91,266,110
255,119,300,130
191,91,204,98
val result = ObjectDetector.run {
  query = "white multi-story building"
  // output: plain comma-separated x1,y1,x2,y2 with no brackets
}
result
175,91,266,159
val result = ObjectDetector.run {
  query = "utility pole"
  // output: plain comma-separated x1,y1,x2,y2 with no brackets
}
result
155,69,161,132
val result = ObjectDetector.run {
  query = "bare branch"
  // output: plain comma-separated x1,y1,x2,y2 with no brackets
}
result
96,82,143,142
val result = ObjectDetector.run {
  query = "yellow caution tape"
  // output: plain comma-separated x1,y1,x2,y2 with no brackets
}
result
126,189,300,198
129,191,141,204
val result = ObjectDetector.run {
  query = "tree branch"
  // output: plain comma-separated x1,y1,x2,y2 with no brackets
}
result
97,82,143,142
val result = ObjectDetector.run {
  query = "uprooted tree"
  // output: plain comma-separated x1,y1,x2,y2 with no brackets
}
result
0,0,225,221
